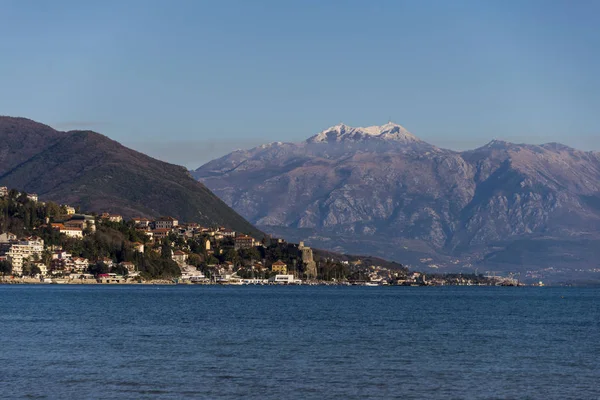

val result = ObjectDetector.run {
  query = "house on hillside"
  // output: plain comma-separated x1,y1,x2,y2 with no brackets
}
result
97,257,114,268
132,242,145,253
52,221,84,238
68,214,96,232
120,261,136,273
219,228,236,238
63,205,76,215
0,232,17,244
251,261,265,271
59,226,83,239
52,250,72,260
152,228,171,241
101,213,123,223
234,235,255,250
68,257,90,272
154,217,179,230
131,217,152,228
137,229,154,241
172,250,187,265
32,261,48,277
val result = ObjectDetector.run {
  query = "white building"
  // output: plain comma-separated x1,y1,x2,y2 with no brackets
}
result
69,257,89,272
268,274,300,284
52,250,72,260
119,261,136,273
172,250,187,265
6,237,44,275
180,265,206,282
108,214,123,223
60,226,83,238
131,217,151,228
219,228,236,238
64,206,76,215
32,262,48,277
132,242,145,253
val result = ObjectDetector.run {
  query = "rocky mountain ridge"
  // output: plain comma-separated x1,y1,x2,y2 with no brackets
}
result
194,123,600,281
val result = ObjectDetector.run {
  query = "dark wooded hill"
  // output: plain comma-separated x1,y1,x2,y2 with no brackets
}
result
0,116,262,238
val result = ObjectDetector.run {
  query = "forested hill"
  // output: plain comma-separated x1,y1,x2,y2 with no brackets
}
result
0,116,262,239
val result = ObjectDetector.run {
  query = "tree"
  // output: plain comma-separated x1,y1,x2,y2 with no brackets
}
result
160,239,172,260
8,189,19,199
41,249,53,267
45,202,62,219
17,192,29,204
29,264,41,277
188,253,203,267
224,249,239,264
89,262,109,276
111,264,129,276
0,261,12,276
239,247,260,262
22,261,41,277
205,255,219,265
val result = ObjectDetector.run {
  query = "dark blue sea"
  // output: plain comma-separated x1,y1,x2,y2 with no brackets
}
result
0,286,599,399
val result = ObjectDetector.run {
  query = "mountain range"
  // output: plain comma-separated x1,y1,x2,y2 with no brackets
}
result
194,122,600,282
0,117,262,238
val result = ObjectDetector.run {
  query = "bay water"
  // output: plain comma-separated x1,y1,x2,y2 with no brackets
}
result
1,285,598,399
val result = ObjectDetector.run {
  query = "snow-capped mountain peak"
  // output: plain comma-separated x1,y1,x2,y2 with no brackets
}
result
307,122,422,144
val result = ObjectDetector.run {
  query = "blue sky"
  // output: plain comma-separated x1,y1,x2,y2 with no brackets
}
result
1,0,599,167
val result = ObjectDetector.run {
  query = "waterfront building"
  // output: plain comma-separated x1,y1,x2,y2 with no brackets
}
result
6,237,44,275
271,260,288,274
269,274,298,284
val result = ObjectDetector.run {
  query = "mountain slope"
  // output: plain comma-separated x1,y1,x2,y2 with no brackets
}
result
0,117,65,175
0,117,262,238
194,123,600,280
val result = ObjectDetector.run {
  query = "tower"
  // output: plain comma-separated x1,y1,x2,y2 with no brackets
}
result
299,241,317,280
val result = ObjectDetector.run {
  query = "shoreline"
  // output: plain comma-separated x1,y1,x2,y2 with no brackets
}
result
0,279,532,287
0,278,175,285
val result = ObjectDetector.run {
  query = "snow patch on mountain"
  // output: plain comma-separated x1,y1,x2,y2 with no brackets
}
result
307,122,422,144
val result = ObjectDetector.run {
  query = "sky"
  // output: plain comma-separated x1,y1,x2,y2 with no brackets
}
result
1,0,600,168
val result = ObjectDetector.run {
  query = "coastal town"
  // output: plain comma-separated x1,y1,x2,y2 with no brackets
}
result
0,187,520,286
